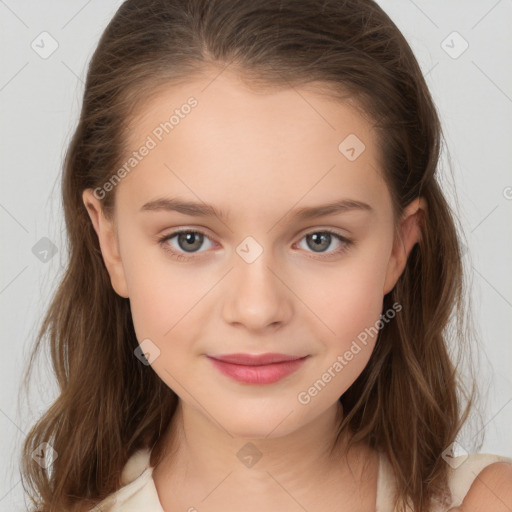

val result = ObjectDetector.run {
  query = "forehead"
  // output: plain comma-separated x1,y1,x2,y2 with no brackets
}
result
116,69,389,219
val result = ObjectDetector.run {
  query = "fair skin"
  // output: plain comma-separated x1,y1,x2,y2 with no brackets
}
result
82,68,511,511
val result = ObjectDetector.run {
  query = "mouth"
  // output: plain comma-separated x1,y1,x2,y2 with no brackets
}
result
206,353,309,385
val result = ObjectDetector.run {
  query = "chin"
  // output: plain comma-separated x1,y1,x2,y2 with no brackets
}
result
217,407,303,440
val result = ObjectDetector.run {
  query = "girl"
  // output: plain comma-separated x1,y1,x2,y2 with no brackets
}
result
20,0,512,511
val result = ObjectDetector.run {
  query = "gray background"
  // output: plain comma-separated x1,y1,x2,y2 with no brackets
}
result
1,0,511,509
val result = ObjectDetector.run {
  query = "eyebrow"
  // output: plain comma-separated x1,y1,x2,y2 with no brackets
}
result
139,197,373,221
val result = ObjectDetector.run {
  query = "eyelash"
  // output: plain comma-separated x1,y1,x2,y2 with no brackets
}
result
157,228,354,262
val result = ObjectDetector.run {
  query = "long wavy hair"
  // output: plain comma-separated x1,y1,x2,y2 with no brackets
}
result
20,0,483,510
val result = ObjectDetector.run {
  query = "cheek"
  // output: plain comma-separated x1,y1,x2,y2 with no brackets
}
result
127,266,202,347
119,234,196,345
293,268,387,403
126,267,206,393
300,255,388,341
294,250,390,393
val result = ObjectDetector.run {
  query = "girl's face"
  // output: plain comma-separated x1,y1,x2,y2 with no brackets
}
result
84,69,422,438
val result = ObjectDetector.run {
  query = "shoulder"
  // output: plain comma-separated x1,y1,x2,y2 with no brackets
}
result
453,460,512,511
446,453,512,511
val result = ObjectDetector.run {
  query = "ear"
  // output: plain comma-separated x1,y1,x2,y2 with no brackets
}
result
382,196,427,295
82,189,129,298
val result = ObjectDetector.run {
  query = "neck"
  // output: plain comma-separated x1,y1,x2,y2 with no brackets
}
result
152,399,373,507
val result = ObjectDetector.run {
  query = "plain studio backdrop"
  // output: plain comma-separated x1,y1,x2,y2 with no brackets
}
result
0,1,511,510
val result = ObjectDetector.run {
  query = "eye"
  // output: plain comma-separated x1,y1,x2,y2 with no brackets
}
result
295,229,353,258
157,228,354,262
158,229,215,260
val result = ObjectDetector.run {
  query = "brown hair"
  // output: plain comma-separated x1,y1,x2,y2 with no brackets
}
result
20,0,483,510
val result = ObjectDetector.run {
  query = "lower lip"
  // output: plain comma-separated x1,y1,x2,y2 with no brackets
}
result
207,356,308,385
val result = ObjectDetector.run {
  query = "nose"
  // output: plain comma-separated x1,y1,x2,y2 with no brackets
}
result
221,248,294,332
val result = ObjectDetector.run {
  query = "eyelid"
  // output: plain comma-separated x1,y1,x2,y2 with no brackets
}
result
294,224,352,240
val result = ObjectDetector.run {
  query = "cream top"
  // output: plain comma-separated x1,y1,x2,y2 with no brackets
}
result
89,448,512,511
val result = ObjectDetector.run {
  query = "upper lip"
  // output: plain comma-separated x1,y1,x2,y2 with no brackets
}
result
207,353,308,366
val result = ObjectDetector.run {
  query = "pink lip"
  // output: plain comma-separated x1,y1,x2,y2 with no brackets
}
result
207,353,309,385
